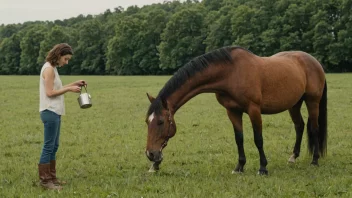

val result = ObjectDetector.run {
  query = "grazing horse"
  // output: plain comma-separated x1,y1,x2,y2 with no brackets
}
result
145,46,327,175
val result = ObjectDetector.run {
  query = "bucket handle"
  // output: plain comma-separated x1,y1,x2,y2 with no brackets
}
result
80,85,88,94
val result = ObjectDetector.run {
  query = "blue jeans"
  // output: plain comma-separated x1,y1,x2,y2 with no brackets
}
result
39,110,61,164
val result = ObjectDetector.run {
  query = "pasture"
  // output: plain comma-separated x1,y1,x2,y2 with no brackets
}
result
0,74,351,197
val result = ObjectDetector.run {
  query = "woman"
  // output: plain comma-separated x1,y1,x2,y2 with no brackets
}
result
38,43,86,190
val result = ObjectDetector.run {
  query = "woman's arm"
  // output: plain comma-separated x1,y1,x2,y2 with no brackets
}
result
63,80,87,88
42,67,81,97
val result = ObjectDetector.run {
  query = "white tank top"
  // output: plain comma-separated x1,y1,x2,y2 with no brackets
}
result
39,62,65,115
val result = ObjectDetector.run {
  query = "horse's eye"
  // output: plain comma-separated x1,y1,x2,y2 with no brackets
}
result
157,120,164,125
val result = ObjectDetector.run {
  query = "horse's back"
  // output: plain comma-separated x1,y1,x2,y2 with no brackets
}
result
271,51,325,96
272,51,324,75
254,51,325,113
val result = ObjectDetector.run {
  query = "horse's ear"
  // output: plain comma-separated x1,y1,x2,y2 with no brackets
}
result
146,93,155,103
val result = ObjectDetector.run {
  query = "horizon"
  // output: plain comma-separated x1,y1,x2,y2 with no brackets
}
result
0,0,175,25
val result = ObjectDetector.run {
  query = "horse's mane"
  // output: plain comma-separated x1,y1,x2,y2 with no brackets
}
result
146,46,251,117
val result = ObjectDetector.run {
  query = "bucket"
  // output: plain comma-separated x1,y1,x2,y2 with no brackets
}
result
78,86,92,109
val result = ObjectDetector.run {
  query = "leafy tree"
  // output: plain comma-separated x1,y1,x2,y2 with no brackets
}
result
106,15,145,75
19,25,47,74
157,0,183,13
279,2,309,51
37,25,71,74
134,9,169,74
74,19,106,74
0,34,21,74
312,20,334,66
159,5,206,72
0,0,352,74
125,6,140,16
0,24,19,39
204,6,236,52
326,0,352,71
63,14,90,27
202,0,225,11
114,6,124,13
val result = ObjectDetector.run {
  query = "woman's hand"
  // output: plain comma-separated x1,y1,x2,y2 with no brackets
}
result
69,86,81,93
74,80,87,87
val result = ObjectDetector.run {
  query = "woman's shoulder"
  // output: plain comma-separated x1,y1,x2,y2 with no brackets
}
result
42,62,56,70
41,62,55,74
43,62,54,67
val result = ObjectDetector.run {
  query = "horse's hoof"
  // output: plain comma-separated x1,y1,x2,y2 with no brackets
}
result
288,155,296,163
310,161,319,166
257,169,268,175
232,169,244,174
232,164,244,174
148,166,159,173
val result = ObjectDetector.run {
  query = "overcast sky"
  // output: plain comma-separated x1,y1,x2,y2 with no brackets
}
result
0,0,174,25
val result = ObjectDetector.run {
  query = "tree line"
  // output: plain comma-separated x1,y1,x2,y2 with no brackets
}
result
0,0,351,75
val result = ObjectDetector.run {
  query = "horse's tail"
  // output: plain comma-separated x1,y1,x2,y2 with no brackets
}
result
307,80,327,157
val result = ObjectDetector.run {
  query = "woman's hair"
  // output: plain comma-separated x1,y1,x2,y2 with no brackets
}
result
45,43,73,66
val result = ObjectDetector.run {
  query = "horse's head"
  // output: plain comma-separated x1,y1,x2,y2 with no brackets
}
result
145,93,176,163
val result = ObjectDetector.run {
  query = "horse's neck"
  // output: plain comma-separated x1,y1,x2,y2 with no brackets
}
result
167,67,227,113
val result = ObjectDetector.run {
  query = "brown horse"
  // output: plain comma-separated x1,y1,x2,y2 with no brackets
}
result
145,46,327,175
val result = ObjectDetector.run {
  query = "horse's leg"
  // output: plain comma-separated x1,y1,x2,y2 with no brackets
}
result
288,99,305,163
248,104,268,175
305,98,320,165
226,110,246,173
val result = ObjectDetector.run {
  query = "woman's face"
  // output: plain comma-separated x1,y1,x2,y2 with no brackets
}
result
58,54,72,67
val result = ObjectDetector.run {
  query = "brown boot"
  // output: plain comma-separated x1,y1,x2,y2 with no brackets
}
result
38,164,62,190
50,160,67,185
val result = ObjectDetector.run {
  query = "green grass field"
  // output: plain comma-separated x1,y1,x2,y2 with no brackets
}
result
0,74,351,197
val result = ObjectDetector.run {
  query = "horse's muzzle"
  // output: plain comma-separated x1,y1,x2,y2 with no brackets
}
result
146,150,163,162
